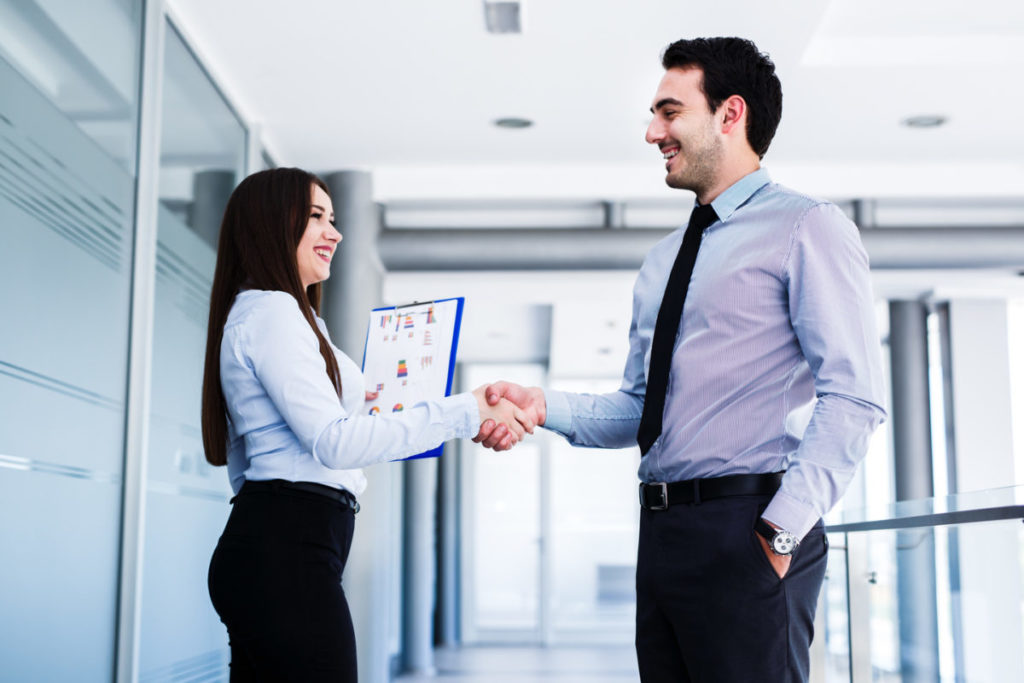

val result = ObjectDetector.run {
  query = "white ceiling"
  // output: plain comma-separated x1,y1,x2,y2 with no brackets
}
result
166,0,1024,372
169,0,1024,203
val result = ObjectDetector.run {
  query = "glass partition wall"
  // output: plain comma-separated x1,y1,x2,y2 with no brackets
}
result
0,1,143,680
135,22,247,681
0,2,258,679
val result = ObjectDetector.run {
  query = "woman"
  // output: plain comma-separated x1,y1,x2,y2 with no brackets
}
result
202,168,528,681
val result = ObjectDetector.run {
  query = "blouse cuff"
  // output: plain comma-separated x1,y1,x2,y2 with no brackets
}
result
440,392,481,440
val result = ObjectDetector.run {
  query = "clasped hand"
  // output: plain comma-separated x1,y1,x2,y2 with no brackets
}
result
471,382,547,451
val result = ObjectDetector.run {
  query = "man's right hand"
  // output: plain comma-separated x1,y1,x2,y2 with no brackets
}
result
472,381,547,451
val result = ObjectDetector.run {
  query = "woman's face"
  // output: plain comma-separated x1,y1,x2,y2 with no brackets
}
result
296,184,341,289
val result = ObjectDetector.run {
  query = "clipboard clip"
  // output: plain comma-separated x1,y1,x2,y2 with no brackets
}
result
394,300,436,311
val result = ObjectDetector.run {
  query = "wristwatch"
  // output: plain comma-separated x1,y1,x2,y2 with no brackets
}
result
755,518,799,556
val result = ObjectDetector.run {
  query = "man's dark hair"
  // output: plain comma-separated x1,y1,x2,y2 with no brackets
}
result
661,37,782,159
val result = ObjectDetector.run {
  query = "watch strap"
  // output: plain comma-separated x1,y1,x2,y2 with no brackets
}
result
754,518,778,543
755,518,798,555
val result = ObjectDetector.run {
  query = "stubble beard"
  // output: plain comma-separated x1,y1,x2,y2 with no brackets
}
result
664,123,724,200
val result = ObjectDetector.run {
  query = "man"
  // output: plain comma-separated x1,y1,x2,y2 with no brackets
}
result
476,37,887,682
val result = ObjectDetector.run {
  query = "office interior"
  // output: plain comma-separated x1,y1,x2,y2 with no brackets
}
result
1,1,1022,681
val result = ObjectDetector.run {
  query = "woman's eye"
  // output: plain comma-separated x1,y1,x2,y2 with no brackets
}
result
311,212,322,220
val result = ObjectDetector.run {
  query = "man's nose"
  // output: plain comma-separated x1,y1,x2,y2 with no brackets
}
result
645,119,663,145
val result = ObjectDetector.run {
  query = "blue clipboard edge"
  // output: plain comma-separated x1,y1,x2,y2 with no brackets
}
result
361,297,466,460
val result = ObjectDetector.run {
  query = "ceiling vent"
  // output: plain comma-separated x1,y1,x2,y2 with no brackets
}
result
493,117,533,129
484,1,523,34
902,115,947,129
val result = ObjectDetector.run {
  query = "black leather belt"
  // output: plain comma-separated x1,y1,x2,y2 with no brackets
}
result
239,478,360,513
639,471,784,510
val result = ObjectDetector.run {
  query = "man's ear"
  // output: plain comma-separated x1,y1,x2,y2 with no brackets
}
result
719,95,747,135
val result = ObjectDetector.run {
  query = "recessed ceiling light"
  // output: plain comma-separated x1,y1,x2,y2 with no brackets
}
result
902,115,948,129
494,117,533,129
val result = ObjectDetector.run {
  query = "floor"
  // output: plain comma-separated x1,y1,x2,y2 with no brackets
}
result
393,645,641,683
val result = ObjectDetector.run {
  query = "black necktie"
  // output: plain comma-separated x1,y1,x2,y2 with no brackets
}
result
637,203,719,455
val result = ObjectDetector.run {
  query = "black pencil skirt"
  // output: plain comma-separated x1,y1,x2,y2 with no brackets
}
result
208,480,358,682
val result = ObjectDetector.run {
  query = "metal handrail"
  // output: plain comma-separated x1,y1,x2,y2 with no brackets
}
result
828,504,1024,533
825,484,1024,533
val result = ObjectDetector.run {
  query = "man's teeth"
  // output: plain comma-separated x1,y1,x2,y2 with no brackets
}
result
663,149,679,160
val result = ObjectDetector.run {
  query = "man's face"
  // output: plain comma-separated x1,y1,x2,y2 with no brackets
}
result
645,67,724,196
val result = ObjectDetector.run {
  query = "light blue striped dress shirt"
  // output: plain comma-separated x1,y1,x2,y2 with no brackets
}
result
220,289,480,496
544,168,887,539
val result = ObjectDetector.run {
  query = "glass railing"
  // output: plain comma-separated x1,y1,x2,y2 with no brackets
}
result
817,486,1024,682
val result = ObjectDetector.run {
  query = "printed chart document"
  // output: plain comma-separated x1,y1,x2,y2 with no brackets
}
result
361,298,464,459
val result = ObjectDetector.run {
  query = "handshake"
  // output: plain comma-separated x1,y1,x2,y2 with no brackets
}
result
470,382,546,451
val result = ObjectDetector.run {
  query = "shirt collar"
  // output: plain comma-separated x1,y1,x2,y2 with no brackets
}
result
706,167,771,222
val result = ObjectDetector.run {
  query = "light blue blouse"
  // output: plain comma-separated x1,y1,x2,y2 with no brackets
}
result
220,289,479,496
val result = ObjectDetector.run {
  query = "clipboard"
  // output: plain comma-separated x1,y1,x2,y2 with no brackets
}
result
361,297,465,459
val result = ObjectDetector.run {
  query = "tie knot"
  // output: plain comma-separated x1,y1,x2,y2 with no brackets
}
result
688,204,718,233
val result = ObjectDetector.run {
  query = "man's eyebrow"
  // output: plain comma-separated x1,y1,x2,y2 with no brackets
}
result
650,97,684,114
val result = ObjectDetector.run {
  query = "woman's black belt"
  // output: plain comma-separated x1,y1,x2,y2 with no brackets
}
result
239,478,360,513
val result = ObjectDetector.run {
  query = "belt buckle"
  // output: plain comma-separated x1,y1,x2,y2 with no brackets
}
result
640,482,669,511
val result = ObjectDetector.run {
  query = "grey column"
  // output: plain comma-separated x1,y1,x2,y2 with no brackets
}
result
322,171,384,357
436,431,460,646
321,171,395,683
189,169,235,249
402,457,438,674
888,300,940,682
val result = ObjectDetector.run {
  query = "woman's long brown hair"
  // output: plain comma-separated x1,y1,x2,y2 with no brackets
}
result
201,168,342,466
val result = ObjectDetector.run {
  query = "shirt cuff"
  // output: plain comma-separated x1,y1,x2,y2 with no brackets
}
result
542,389,573,435
440,392,481,440
761,490,820,541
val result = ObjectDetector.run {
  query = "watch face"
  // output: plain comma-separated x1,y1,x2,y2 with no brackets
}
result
772,531,797,555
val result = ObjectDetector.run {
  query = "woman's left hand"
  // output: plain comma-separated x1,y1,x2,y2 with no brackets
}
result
365,390,379,402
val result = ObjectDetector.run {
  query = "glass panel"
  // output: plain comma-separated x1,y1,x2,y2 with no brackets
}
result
462,364,543,640
157,23,246,249
1009,299,1024,485
823,518,1024,682
944,518,1024,681
547,377,639,644
0,0,142,172
0,1,142,679
136,21,245,680
260,149,275,171
821,533,851,681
